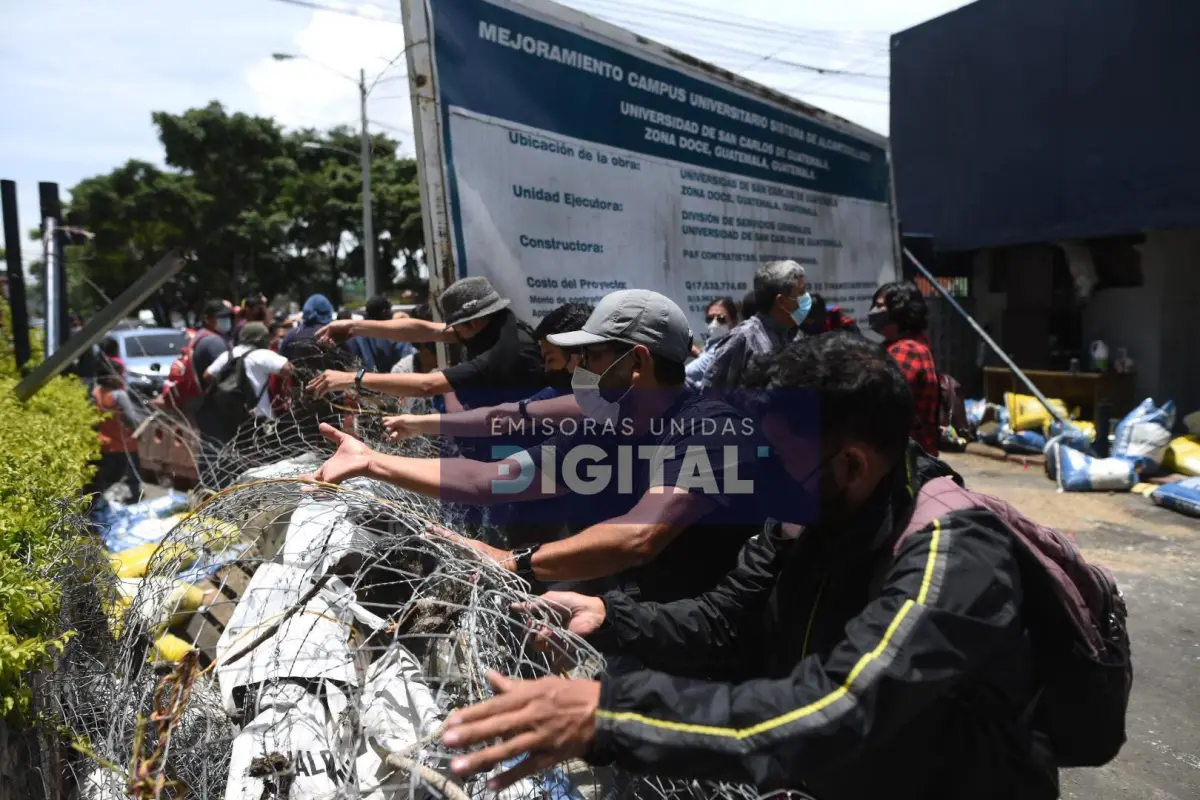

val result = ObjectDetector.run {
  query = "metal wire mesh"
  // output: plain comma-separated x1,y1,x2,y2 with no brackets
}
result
48,340,805,800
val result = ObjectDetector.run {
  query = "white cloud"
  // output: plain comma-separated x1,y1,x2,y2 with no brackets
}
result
244,10,414,148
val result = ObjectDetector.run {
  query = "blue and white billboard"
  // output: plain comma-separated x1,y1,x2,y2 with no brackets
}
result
408,0,897,327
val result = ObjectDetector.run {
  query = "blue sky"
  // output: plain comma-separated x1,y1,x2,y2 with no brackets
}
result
0,0,970,267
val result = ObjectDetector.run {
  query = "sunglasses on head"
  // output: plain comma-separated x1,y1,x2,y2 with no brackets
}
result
705,313,728,324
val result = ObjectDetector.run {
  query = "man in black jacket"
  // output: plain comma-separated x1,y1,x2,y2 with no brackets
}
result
438,332,1058,799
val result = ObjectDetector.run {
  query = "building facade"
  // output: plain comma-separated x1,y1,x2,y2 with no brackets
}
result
891,0,1200,414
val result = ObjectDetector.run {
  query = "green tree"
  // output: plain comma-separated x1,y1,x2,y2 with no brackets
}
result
60,102,426,318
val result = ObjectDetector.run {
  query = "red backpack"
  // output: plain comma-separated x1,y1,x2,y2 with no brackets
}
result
899,476,1132,767
162,329,221,409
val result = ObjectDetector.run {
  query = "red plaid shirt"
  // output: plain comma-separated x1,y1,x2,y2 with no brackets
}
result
887,335,939,455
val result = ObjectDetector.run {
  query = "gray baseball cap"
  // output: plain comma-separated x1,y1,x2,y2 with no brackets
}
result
547,289,692,362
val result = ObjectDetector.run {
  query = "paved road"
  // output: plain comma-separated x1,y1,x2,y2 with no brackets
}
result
943,452,1200,800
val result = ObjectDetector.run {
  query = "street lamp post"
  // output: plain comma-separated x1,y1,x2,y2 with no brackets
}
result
358,68,376,300
274,53,383,299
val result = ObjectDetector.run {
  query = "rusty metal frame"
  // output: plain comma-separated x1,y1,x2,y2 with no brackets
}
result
14,249,189,401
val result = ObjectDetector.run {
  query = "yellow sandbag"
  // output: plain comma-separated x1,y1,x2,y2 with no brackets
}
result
109,515,238,578
1005,392,1070,432
153,633,195,663
1163,435,1200,477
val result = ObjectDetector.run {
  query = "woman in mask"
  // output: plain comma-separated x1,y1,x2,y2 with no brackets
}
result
685,296,739,390
869,281,940,455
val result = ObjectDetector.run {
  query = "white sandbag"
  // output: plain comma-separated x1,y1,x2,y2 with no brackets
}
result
216,563,363,714
1111,397,1176,474
76,766,125,800
1053,441,1137,492
238,453,325,483
224,681,357,800
226,678,445,800
280,496,381,576
360,644,443,753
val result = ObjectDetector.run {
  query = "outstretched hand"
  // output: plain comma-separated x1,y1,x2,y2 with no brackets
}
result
441,671,600,790
383,414,425,442
308,423,374,484
306,369,354,398
514,591,607,640
315,319,355,346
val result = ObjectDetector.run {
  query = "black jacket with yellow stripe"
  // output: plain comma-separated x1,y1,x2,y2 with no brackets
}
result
587,450,1060,799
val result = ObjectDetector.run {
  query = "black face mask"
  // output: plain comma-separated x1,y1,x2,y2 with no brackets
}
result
814,460,852,524
867,308,891,334
762,450,849,525
547,369,573,392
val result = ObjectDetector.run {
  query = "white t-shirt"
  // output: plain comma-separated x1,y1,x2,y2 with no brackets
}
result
206,345,289,418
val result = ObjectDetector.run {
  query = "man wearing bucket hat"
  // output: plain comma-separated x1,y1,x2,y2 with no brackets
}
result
307,276,545,409
307,289,765,603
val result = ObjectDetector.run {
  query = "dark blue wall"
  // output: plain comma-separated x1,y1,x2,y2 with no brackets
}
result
890,0,1200,252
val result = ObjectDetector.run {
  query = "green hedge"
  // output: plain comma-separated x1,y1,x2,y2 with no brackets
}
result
0,303,100,716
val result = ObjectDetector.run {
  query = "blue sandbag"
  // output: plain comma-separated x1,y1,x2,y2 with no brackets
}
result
1053,441,1137,492
1112,398,1176,474
123,490,189,519
1151,477,1200,518
965,399,991,429
1001,429,1046,455
1046,421,1096,456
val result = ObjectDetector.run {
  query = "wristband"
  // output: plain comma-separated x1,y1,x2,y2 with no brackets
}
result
354,367,366,393
518,398,532,422
514,544,542,582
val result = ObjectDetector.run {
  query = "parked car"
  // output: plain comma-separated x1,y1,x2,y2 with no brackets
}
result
100,327,188,396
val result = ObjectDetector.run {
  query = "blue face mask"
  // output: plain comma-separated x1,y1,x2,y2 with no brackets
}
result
790,293,813,326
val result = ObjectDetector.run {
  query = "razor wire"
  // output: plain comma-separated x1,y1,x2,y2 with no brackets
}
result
44,339,808,800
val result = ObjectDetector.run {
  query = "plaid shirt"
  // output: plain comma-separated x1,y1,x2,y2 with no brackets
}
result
887,335,940,455
700,313,796,393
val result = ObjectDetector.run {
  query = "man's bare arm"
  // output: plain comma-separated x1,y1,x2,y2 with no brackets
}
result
524,489,714,582
361,370,453,399
319,317,455,344
364,448,559,506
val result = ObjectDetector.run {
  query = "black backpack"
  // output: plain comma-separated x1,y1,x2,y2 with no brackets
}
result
202,351,268,440
900,477,1132,767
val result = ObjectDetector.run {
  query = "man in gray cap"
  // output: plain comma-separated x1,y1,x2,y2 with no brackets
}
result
308,276,545,409
307,288,766,604
700,260,811,394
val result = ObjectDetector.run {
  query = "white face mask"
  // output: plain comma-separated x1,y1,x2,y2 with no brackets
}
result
216,317,233,334
706,319,731,340
571,349,633,425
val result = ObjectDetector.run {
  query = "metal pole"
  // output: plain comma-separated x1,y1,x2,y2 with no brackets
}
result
38,182,68,351
360,68,377,300
401,0,457,367
15,249,189,401
903,247,1070,425
1,180,32,369
43,217,59,359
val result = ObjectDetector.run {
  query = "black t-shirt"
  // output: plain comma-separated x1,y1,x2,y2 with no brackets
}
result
520,391,766,602
441,310,546,409
441,310,547,461
193,331,231,380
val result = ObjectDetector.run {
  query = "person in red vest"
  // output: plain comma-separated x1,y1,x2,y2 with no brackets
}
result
93,359,148,501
